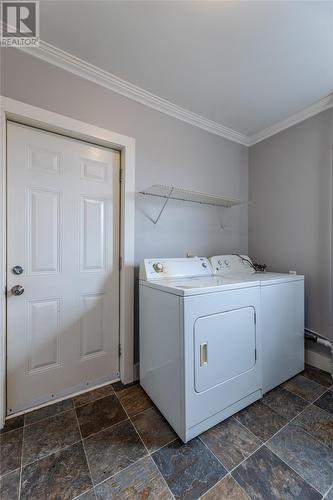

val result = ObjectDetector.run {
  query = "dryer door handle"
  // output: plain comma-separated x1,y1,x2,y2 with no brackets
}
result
200,342,208,366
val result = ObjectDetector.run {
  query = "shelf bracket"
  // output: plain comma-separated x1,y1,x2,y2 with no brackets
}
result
152,187,174,225
216,206,227,230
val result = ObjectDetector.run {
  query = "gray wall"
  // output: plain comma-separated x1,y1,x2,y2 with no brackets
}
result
3,49,331,350
0,49,248,264
249,109,333,340
1,48,249,361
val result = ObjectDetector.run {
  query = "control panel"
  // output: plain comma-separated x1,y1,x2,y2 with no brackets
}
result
139,257,212,280
210,255,255,275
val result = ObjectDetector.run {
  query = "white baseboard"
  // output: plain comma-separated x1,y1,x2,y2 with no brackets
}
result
305,348,332,373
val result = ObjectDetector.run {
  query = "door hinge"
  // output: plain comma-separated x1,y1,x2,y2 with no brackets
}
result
119,256,123,271
119,344,122,357
119,167,123,183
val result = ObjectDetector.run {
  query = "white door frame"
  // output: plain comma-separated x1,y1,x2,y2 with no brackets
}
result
0,96,136,427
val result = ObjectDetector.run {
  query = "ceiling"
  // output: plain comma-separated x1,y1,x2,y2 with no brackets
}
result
39,1,333,139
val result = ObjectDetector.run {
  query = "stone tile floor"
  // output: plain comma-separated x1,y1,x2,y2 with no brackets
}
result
0,365,332,499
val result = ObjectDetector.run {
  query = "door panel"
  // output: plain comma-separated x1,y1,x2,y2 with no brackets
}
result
28,145,62,174
27,298,62,373
81,196,106,271
80,293,106,359
7,122,120,414
28,188,61,274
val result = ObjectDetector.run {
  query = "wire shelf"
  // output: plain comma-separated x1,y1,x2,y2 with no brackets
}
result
138,184,249,226
139,184,246,208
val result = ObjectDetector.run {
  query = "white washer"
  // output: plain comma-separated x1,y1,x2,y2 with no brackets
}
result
210,255,304,393
139,257,262,442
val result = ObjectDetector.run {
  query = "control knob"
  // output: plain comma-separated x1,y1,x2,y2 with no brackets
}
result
153,262,164,273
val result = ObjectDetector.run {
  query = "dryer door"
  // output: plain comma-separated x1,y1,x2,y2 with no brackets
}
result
184,286,262,433
194,307,256,393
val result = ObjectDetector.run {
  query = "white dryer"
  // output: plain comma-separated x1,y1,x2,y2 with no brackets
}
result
139,257,262,442
210,255,304,393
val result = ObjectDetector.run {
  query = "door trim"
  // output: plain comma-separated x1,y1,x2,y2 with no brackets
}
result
0,96,136,427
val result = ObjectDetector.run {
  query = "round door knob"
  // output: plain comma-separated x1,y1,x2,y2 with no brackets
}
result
11,285,24,296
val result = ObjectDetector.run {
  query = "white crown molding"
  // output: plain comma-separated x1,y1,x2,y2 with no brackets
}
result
18,41,250,146
249,93,333,146
17,41,333,148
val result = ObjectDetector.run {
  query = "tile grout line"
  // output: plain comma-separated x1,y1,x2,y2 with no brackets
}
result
263,445,325,497
235,396,327,496
22,388,116,430
281,419,333,496
198,472,251,500
302,370,333,390
230,414,264,444
112,388,176,500
260,387,312,412
261,400,327,495
17,423,25,500
21,438,84,469
196,435,247,499
72,388,116,410
73,407,97,498
195,418,262,498
7,379,120,421
196,418,266,499
0,467,20,481
4,389,115,433
0,424,25,437
150,436,178,456
149,459,176,500
6,386,176,476
282,374,330,403
324,483,333,499
7,377,332,499
113,391,151,456
72,486,96,500
226,473,252,500
112,380,330,499
92,455,149,491
122,402,156,420
197,434,229,472
199,392,327,498
281,384,323,404
7,385,121,498
75,414,129,442
8,383,117,430
23,405,75,429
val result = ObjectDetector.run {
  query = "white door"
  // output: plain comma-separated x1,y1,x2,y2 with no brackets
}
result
7,122,120,414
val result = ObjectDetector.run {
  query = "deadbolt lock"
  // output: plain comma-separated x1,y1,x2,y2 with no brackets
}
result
12,265,23,275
